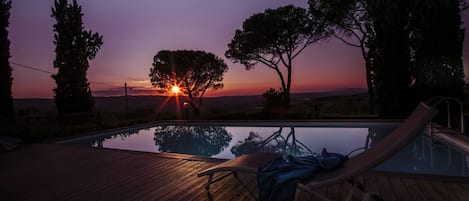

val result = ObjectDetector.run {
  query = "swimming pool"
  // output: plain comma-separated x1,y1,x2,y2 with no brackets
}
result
58,121,469,177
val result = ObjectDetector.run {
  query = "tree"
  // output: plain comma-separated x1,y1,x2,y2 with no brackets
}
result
308,0,469,117
225,5,327,106
310,0,466,117
51,0,103,116
0,0,14,121
410,0,465,100
149,50,228,116
309,0,377,114
368,0,412,117
366,0,466,117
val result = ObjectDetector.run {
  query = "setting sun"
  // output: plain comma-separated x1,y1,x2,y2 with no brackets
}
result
171,85,181,94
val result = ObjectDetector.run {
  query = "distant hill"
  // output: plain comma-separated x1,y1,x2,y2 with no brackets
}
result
14,98,56,112
289,88,367,101
13,88,367,114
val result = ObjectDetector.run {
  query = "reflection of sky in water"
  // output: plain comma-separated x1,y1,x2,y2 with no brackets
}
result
81,124,469,177
93,128,159,153
93,126,372,159
216,127,370,159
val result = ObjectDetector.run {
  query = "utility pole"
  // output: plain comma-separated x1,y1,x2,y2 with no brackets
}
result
124,82,128,121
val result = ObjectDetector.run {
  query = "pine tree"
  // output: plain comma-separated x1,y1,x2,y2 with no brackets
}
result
51,0,102,116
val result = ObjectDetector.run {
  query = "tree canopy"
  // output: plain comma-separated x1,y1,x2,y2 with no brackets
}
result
310,0,466,117
367,0,466,117
149,50,228,115
0,0,14,121
225,5,328,106
51,0,103,116
410,0,465,99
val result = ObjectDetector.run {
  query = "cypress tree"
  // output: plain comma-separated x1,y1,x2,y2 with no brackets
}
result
368,0,412,117
0,0,14,121
51,0,102,117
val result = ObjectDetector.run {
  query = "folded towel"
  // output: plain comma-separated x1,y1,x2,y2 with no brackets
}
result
257,148,348,201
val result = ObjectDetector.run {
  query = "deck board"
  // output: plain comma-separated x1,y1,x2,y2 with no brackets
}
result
0,144,468,201
401,178,426,201
417,179,447,201
432,181,464,201
448,183,469,200
388,177,411,201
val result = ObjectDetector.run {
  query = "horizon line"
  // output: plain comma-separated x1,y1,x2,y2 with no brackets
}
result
13,88,368,99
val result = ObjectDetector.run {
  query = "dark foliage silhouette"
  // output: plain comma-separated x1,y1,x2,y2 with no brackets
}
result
411,0,465,100
0,0,14,121
225,5,328,107
368,0,466,117
262,88,289,114
310,0,466,117
367,0,412,117
51,0,103,117
149,50,228,116
153,125,232,156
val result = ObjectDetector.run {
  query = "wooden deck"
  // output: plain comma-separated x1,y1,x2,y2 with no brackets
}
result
0,144,468,201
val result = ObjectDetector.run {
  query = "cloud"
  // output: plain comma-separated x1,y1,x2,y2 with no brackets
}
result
92,88,159,97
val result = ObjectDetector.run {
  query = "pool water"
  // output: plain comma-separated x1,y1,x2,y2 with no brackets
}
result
60,122,469,177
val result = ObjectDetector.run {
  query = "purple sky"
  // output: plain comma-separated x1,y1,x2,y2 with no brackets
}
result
8,0,469,98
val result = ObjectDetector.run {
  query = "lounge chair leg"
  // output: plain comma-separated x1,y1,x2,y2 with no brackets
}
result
204,172,235,190
309,190,332,201
205,174,213,190
347,179,383,201
362,193,371,201
346,187,356,201
346,183,372,201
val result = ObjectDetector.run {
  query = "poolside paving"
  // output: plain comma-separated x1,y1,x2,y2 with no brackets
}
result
0,144,468,201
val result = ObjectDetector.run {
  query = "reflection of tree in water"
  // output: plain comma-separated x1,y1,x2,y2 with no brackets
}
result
92,128,142,147
153,126,232,156
231,127,312,157
366,126,396,148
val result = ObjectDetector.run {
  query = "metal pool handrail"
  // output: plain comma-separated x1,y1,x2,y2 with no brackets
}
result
427,96,465,134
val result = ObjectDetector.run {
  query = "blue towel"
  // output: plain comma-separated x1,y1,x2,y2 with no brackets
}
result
257,148,348,201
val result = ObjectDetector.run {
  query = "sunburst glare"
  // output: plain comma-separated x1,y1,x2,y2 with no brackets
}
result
171,85,181,94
